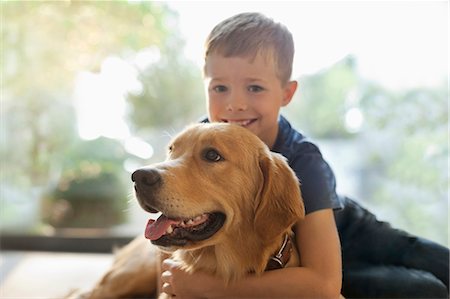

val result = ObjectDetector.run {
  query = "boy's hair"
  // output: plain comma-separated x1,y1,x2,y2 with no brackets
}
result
204,12,294,84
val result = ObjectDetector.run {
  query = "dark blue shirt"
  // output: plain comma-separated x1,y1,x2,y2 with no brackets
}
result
272,115,342,214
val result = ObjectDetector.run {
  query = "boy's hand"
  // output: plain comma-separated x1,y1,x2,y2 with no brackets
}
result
161,258,220,299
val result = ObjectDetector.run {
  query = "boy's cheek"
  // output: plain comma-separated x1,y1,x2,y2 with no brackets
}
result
207,99,222,114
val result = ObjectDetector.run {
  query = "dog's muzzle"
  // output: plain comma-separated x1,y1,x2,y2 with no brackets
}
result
132,167,226,248
132,168,161,213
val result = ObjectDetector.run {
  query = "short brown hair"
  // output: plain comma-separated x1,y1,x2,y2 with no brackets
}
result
204,12,294,84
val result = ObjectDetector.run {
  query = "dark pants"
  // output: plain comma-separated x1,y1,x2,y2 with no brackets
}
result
335,197,449,298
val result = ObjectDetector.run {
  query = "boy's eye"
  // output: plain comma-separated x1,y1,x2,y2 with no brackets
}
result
248,85,264,93
212,85,228,93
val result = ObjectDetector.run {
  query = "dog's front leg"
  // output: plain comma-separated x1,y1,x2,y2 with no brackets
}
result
87,235,159,299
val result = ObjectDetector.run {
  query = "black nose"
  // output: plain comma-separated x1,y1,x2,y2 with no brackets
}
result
131,168,161,187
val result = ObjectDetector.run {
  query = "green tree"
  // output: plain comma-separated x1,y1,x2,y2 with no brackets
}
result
1,1,179,187
285,55,359,138
126,46,205,133
359,83,448,245
1,1,200,232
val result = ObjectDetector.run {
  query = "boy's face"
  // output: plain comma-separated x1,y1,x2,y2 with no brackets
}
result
204,52,297,148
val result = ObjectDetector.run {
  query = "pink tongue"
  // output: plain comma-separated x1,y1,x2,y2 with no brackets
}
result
145,214,179,241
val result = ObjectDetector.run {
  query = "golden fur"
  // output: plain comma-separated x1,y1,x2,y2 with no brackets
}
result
73,123,305,299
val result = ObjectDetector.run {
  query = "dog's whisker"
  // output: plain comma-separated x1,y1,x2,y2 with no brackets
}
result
126,192,136,203
162,129,175,139
189,249,204,266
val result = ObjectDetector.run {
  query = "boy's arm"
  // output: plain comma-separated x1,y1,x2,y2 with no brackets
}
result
162,209,342,299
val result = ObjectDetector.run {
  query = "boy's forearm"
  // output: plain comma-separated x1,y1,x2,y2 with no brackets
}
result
206,267,341,299
205,211,342,299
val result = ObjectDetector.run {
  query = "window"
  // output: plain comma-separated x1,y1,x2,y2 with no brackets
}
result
1,1,447,254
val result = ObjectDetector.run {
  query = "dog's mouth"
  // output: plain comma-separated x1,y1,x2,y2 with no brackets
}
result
145,212,226,248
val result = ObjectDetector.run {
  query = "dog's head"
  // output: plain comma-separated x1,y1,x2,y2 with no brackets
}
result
132,123,305,253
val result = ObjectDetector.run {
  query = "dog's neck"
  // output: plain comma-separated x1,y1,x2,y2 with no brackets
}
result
265,234,292,271
174,232,289,283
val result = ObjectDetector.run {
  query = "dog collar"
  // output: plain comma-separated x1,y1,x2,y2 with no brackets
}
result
265,234,292,271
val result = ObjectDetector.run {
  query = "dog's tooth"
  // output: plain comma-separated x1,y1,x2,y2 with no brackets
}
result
186,219,194,225
194,215,202,221
166,225,173,234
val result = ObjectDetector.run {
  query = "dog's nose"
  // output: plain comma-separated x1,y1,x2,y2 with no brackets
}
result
131,168,161,187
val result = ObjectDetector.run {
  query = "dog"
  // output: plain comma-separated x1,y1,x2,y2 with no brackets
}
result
78,123,305,298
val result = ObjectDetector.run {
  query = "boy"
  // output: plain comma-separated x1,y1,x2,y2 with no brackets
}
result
160,12,449,298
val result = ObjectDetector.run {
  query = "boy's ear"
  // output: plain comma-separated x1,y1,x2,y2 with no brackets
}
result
281,80,298,106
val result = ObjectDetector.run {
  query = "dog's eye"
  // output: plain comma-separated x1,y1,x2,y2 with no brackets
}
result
203,149,223,162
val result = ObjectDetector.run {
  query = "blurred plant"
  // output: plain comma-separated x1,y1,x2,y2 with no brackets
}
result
126,50,205,134
42,137,130,228
2,1,177,187
0,94,77,187
359,82,448,245
42,164,128,228
1,1,192,232
285,55,359,138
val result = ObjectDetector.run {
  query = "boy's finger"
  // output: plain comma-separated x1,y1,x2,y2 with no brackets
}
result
161,270,172,283
161,258,182,271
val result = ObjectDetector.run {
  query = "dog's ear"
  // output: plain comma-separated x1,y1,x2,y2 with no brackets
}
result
254,150,305,241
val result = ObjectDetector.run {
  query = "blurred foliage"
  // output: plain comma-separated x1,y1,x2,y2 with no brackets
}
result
1,2,447,244
63,137,131,170
358,83,448,244
126,47,205,133
43,168,128,228
1,1,178,187
1,1,201,232
42,139,129,228
3,1,172,87
285,55,359,138
0,95,77,186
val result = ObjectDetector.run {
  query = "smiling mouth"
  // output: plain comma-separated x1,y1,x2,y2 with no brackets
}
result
145,212,226,248
222,119,256,127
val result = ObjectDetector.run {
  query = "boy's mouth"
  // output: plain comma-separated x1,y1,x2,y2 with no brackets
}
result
222,118,256,127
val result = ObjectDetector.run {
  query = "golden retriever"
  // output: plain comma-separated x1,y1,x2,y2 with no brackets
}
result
76,123,305,299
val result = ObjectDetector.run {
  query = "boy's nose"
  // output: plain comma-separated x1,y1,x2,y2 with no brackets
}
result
226,92,248,111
